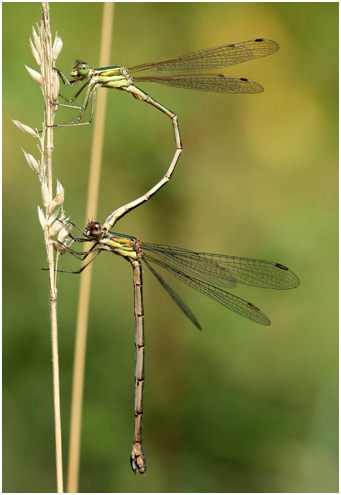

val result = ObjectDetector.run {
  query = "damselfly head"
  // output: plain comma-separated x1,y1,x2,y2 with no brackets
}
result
71,60,90,78
85,221,102,238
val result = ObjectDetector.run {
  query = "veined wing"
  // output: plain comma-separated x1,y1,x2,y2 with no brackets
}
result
132,74,264,94
143,244,300,290
143,243,237,288
143,253,271,326
144,259,202,330
128,39,279,74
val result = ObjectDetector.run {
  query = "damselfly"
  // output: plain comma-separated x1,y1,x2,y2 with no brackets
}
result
59,220,299,474
54,39,279,224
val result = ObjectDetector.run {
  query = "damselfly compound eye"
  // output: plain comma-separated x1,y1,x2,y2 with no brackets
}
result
89,221,102,236
77,62,90,76
70,60,89,77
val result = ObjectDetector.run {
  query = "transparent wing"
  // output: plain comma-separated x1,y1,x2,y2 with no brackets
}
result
132,74,264,94
143,253,271,326
143,243,238,288
128,39,279,74
143,244,300,290
144,259,202,330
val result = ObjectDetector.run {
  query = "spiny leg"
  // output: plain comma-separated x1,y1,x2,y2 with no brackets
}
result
55,219,94,244
53,67,98,127
54,68,83,88
57,246,104,274
53,86,97,128
57,81,89,105
58,241,100,259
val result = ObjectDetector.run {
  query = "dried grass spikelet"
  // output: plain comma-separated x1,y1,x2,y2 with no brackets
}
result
32,26,41,58
12,120,39,138
30,37,41,66
47,208,60,227
54,181,64,206
53,217,72,254
52,70,60,105
50,217,65,237
52,33,63,61
22,148,40,175
38,206,46,230
41,181,49,208
25,65,43,86
57,225,70,244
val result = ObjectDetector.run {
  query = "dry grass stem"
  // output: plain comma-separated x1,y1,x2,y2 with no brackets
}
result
14,2,67,492
67,3,115,493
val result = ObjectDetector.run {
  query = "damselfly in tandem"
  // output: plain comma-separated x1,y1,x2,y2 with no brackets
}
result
58,219,299,474
54,39,279,219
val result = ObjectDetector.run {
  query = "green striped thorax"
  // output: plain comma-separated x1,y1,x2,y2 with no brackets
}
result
85,222,143,260
70,60,132,89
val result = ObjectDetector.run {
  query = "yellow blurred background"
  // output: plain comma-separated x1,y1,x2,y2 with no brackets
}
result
3,2,338,492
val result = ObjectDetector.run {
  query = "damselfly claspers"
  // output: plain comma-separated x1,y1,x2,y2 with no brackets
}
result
59,220,299,474
54,39,279,221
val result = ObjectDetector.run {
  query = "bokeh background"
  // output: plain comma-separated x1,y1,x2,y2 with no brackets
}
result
3,2,338,493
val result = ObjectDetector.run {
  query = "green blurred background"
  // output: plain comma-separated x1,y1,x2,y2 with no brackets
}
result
3,2,338,492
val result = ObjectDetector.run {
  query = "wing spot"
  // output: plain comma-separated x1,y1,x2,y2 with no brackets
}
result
275,263,289,271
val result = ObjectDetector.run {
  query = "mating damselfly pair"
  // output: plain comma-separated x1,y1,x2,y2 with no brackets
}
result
52,38,297,475
59,219,300,474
